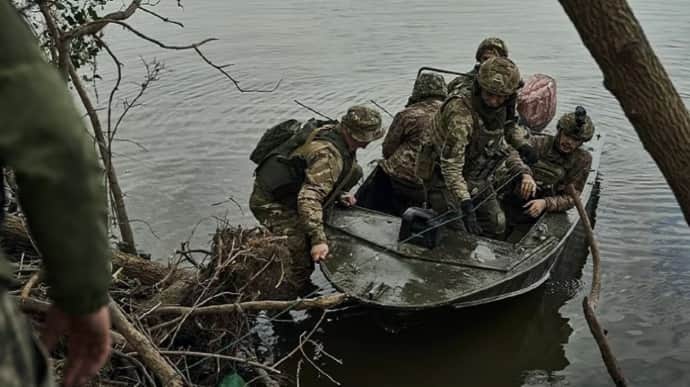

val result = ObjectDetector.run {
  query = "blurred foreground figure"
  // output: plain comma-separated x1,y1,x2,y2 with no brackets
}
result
0,2,111,386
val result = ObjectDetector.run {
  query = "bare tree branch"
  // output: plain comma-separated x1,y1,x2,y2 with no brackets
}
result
194,46,282,93
137,5,184,28
62,0,142,40
112,58,164,141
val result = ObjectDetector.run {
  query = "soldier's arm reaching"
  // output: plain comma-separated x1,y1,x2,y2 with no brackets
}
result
438,99,473,203
544,151,593,212
296,144,343,249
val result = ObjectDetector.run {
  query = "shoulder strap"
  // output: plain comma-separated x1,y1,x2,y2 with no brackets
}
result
323,159,357,210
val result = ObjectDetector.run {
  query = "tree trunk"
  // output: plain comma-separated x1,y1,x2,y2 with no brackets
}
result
1,214,192,288
558,0,690,225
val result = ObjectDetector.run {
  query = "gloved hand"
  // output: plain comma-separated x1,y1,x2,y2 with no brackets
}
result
518,144,539,165
460,199,482,235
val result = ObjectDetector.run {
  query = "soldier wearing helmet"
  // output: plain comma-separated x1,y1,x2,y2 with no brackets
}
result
376,73,447,215
417,57,531,237
447,37,536,164
447,37,508,98
250,105,384,292
504,106,595,221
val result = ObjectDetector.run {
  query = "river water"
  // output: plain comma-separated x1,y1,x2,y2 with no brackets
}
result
97,0,690,385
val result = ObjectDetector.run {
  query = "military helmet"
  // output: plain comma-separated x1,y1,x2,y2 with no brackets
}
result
475,37,509,62
341,105,384,143
557,106,595,142
477,57,521,96
410,73,448,101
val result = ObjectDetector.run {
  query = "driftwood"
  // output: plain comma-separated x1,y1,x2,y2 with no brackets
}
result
109,301,185,387
3,213,195,289
149,293,347,317
567,184,628,387
4,211,345,386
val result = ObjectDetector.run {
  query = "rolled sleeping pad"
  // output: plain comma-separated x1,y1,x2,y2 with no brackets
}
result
517,74,557,132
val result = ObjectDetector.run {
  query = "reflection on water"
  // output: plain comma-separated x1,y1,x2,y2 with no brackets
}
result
96,0,690,385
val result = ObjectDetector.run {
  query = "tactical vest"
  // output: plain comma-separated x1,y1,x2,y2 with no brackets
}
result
531,136,575,194
255,125,354,207
443,95,508,181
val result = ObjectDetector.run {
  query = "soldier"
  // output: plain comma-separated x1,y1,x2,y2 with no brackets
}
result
379,72,447,215
418,56,535,238
447,37,509,98
250,106,383,291
0,2,111,387
504,106,594,222
447,37,536,163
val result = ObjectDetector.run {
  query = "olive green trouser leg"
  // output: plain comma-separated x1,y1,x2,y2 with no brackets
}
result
0,292,54,387
475,193,506,238
249,183,314,295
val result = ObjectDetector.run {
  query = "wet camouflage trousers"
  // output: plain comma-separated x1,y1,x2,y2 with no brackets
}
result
0,291,53,387
249,182,314,294
427,180,506,237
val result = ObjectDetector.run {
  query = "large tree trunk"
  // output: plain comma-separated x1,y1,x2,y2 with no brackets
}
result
558,0,690,225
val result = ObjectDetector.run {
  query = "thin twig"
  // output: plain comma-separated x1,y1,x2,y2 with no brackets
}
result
158,350,281,375
112,138,150,152
294,99,334,121
112,349,157,387
296,359,303,387
98,37,122,177
194,46,282,92
111,58,164,141
273,311,327,367
20,273,40,299
129,218,161,240
298,331,341,386
137,5,184,27
369,99,394,119
307,339,343,365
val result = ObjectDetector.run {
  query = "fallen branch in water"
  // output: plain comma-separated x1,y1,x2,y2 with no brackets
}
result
567,184,628,387
148,293,347,317
109,300,185,387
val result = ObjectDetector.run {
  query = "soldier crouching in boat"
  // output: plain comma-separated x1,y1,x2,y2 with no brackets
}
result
416,57,533,238
503,106,595,223
249,106,384,294
373,72,447,215
447,36,537,165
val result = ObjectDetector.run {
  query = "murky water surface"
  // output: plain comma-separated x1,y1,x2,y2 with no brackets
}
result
98,1,690,385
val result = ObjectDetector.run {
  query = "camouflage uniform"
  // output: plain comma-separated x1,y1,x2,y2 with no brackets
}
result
419,57,529,237
0,2,111,385
250,106,382,291
446,38,530,152
528,135,592,211
380,73,446,214
505,108,594,222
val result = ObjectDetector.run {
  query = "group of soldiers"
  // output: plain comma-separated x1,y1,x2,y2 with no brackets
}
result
0,1,598,384
250,37,595,292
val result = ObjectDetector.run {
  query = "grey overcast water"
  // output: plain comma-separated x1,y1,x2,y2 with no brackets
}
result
96,1,690,386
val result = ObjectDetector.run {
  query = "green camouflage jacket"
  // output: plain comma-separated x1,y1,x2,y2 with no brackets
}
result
529,134,593,212
0,2,110,315
293,132,351,245
425,95,529,203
